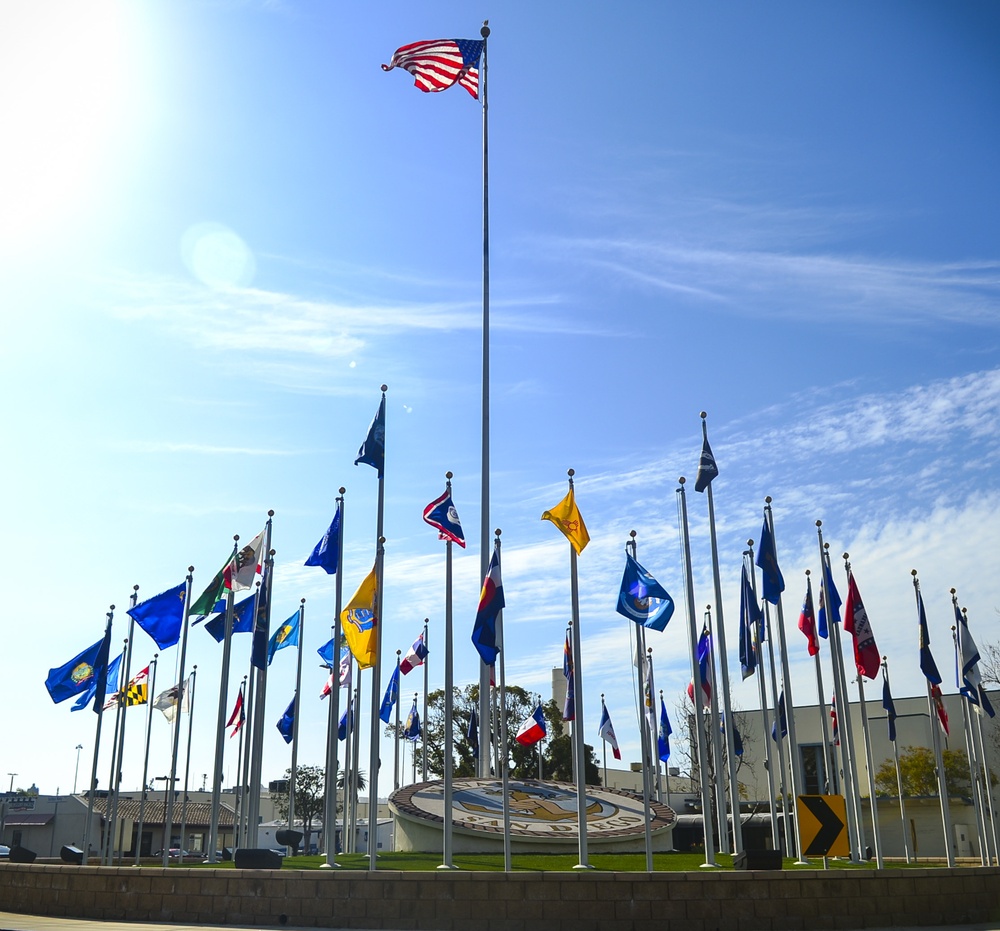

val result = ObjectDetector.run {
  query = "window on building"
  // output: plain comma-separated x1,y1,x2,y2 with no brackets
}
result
799,744,827,795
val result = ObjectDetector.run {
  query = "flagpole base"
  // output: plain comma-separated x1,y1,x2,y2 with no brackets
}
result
319,861,341,869
573,862,594,870
794,859,809,866
437,863,459,871
699,861,719,869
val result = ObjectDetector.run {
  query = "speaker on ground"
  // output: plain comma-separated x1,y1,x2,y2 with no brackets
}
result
60,845,84,864
733,848,782,870
234,848,283,870
9,846,37,863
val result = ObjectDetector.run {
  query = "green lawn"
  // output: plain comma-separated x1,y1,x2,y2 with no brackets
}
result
193,851,896,871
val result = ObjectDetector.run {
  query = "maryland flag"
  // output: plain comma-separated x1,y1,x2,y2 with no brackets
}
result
340,564,378,669
541,485,590,555
104,665,150,709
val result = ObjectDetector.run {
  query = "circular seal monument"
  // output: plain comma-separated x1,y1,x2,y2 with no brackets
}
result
390,778,675,854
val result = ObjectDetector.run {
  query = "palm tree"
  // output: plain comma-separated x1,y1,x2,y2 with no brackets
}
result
336,768,367,812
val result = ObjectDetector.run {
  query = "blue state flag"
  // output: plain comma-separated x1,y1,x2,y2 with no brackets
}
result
616,552,674,632
755,517,785,605
45,636,108,705
467,705,479,759
722,714,745,757
203,592,257,643
771,690,788,742
250,562,271,671
73,651,122,712
882,677,898,742
338,700,354,741
918,590,942,685
128,582,186,650
305,506,341,575
422,489,466,548
267,610,300,666
738,563,760,679
276,697,296,744
355,396,386,477
658,699,672,762
817,563,842,638
403,700,421,741
379,664,400,724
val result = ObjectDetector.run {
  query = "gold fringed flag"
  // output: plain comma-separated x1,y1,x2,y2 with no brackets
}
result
541,486,590,554
341,565,379,669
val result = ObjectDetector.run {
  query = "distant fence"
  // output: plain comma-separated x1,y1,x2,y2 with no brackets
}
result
1,862,998,930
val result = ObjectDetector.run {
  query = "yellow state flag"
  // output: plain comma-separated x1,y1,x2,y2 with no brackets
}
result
340,565,379,669
541,486,590,555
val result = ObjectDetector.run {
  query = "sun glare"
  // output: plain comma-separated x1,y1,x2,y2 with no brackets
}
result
0,1,131,251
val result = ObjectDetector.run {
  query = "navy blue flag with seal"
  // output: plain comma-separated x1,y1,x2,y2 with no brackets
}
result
616,551,674,631
354,396,386,477
305,505,341,575
694,434,719,492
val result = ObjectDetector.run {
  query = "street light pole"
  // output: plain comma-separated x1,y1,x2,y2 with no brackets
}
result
73,746,83,795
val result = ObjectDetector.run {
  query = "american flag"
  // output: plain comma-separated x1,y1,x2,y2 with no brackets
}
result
382,39,484,99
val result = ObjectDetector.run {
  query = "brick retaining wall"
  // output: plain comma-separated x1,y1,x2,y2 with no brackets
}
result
1,862,998,930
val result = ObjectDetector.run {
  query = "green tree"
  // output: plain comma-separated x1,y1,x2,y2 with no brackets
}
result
421,686,601,783
873,745,993,797
337,768,367,812
270,765,326,854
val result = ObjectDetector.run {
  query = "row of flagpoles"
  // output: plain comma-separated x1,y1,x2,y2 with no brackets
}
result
42,387,999,870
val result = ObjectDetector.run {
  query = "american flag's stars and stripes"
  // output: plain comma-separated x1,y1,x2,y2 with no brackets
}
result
382,39,484,98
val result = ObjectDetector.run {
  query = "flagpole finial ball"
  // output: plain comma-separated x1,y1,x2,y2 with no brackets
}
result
481,23,490,38
843,552,849,560
269,549,276,557
234,534,240,542
301,598,306,604
446,471,453,480
746,539,753,547
109,604,116,611
678,476,686,485
379,536,386,545
381,384,388,392
805,569,811,576
396,650,401,656
494,528,502,536
268,509,275,518
911,569,918,576
816,520,822,527
950,587,956,595
339,487,346,495
189,565,195,572
133,584,139,592
567,468,575,477
700,411,707,419
629,529,636,538
765,495,772,504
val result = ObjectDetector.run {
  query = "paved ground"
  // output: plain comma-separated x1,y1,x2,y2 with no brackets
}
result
1,914,999,931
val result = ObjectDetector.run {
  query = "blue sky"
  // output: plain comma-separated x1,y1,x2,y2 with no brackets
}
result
2,1,999,802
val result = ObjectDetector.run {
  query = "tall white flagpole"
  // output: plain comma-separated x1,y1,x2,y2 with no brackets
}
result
102,642,126,865
760,599,793,855
492,531,513,873
162,570,193,867
843,555,883,868
323,488,345,868
246,512,275,839
698,413,742,853
913,570,955,866
763,501,805,863
802,572,836,795
628,533,654,872
477,22,493,776
393,653,402,792
703,607,730,855
564,470,591,870
816,526,862,861
178,665,198,866
421,617,429,783
287,599,306,853
745,549,780,848
82,606,114,864
208,543,238,864
677,477,717,868
881,658,913,863
439,474,458,870
134,651,158,865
